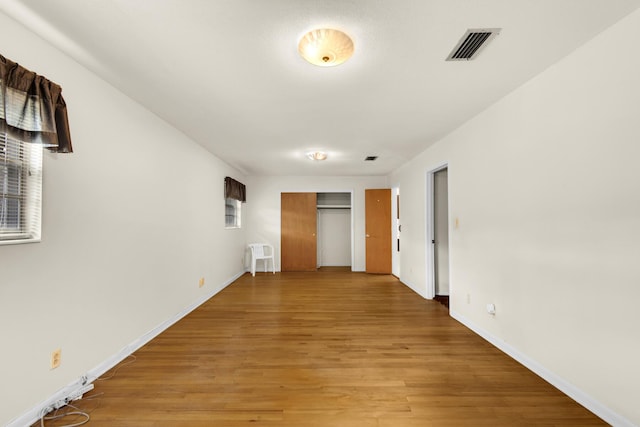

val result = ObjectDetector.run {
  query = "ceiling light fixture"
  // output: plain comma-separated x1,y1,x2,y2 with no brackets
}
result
307,151,328,161
298,28,354,67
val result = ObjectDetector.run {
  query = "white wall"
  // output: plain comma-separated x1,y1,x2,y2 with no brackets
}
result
0,12,246,426
389,9,640,425
245,176,388,271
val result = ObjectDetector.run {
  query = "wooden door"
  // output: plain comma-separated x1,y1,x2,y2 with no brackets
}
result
365,189,391,274
281,192,317,271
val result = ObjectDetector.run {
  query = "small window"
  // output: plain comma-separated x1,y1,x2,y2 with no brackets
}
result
0,133,43,244
225,198,241,229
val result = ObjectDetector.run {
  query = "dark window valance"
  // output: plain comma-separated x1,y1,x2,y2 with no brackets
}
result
224,177,246,202
0,54,73,153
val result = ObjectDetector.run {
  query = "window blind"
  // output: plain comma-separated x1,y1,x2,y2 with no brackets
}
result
0,132,42,242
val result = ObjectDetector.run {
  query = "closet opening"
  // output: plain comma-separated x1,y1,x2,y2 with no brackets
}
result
317,192,352,269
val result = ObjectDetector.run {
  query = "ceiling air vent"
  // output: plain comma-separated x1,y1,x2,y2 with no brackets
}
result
364,156,378,161
446,28,501,61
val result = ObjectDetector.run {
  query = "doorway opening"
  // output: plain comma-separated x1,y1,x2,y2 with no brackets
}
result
426,164,450,307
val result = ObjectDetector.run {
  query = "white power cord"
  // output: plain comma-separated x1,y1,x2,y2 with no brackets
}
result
40,403,89,427
39,354,136,426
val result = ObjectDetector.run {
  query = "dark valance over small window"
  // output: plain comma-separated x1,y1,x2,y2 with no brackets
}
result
0,54,73,153
224,177,246,202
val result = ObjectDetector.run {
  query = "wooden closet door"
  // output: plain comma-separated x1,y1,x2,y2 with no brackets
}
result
281,192,317,271
365,189,392,274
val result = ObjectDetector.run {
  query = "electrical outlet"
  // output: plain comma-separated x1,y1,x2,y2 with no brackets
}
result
487,303,496,315
51,349,61,369
198,277,205,287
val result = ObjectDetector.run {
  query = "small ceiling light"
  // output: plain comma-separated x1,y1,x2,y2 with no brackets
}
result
298,28,354,67
307,151,328,161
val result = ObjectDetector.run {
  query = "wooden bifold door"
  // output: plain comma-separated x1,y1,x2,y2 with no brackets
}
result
281,192,317,271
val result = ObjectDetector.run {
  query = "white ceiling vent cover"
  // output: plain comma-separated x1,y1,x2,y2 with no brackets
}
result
446,28,501,61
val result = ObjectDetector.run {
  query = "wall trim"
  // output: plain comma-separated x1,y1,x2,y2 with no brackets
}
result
399,278,428,299
450,309,635,427
7,270,246,427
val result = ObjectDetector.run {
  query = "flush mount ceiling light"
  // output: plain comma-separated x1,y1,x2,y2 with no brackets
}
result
298,28,354,67
307,151,328,161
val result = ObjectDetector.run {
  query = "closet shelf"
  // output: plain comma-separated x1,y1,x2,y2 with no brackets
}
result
317,205,351,209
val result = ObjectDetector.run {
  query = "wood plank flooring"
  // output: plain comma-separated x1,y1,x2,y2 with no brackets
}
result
38,268,605,426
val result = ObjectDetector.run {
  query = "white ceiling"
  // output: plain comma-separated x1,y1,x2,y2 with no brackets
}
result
2,0,639,176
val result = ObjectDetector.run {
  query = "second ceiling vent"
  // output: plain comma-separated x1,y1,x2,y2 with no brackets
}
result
446,28,501,61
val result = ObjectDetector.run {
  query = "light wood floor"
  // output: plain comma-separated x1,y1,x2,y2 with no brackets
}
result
39,268,605,426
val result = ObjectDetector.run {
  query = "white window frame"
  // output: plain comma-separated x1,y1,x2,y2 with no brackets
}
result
225,198,241,229
0,133,43,245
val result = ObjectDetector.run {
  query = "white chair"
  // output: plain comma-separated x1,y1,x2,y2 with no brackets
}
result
248,243,275,276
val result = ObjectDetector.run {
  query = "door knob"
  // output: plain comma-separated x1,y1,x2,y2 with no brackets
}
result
366,234,370,238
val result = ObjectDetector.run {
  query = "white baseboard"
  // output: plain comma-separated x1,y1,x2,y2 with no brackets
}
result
450,309,635,427
7,270,245,427
398,278,428,299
